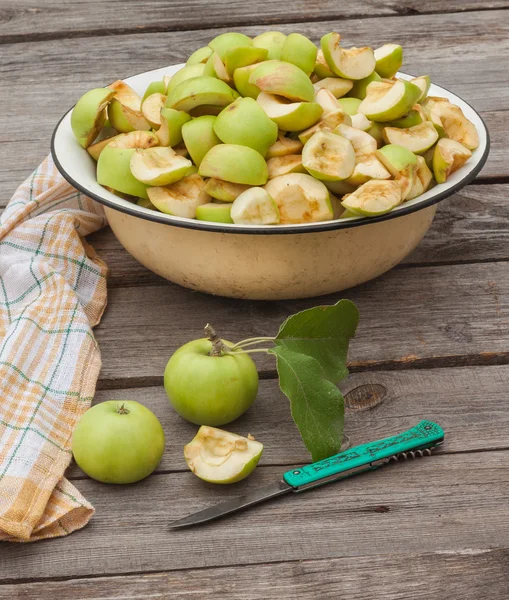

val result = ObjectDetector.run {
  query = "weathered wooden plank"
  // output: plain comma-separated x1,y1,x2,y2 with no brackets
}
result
63,364,509,478
2,1,508,42
90,261,509,384
3,548,508,599
1,451,508,580
0,10,508,202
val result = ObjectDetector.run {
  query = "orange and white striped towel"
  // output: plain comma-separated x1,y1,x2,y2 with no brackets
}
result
0,156,107,541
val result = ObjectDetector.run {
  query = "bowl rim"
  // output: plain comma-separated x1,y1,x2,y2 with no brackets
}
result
51,68,490,236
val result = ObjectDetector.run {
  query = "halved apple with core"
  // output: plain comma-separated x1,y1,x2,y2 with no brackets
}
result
195,202,234,223
71,88,116,148
230,187,280,224
383,121,439,154
130,147,193,186
359,79,422,121
433,138,472,183
147,173,210,218
257,92,323,131
320,32,376,80
342,179,403,216
204,178,251,202
199,144,269,185
157,108,192,147
280,33,318,76
374,44,403,78
166,76,238,112
181,115,221,167
249,60,315,102
302,131,356,181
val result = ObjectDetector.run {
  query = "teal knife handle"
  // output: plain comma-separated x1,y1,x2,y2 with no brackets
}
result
283,420,444,489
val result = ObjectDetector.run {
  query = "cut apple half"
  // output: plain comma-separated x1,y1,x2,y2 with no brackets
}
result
374,44,403,79
257,92,323,132
267,154,305,179
334,123,377,159
199,144,269,185
230,187,280,224
320,32,376,80
432,138,472,184
184,426,263,484
141,92,167,128
298,108,352,144
264,173,333,223
358,80,422,122
315,88,340,114
130,147,193,186
195,202,234,223
341,179,403,216
107,80,151,133
147,173,210,218
383,121,439,154
204,178,251,202
302,131,356,181
313,77,353,98
266,135,303,158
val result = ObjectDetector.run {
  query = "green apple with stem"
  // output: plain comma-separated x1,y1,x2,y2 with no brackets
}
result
252,31,287,60
358,79,422,121
130,147,193,186
280,33,318,76
432,138,472,183
148,173,210,218
166,64,206,94
195,202,234,223
213,97,278,156
233,63,262,99
71,88,115,147
199,144,269,185
230,187,280,224
266,135,303,158
313,77,353,98
256,92,323,132
320,32,375,80
267,154,305,178
298,108,351,144
166,76,238,112
347,71,382,100
184,426,263,484
249,60,315,102
208,32,253,59
302,131,355,181
204,178,251,202
157,108,192,147
264,173,333,223
383,121,439,154
374,44,403,78
187,46,213,65
181,115,221,167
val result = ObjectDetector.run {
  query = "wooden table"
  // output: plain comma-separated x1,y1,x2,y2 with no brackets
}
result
1,1,509,597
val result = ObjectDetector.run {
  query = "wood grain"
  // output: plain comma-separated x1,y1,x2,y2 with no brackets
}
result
1,1,508,43
1,451,508,580
1,9,508,202
3,549,508,599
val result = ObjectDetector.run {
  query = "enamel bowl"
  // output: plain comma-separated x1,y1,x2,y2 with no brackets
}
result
52,65,489,300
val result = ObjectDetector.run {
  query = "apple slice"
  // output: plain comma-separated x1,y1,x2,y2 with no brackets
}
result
324,179,356,196
320,32,375,80
71,88,116,148
383,121,439,154
157,108,192,147
385,106,424,128
166,76,238,112
199,144,269,185
302,131,356,181
351,112,373,131
376,143,418,177
280,33,318,76
195,202,234,223
166,64,206,94
223,46,268,76
257,92,323,132
313,77,353,98
87,135,116,161
204,178,251,202
298,108,352,144
314,49,336,79
406,156,433,199
186,46,213,66
264,173,333,223
107,80,151,133
344,155,391,187
315,88,340,114
98,147,149,199
411,75,431,102
342,179,403,216
137,197,158,210
130,147,193,186
266,135,303,158
209,32,253,59
142,80,167,102
184,426,263,484
249,60,315,102
252,31,287,60
358,79,422,122
181,115,221,167
267,154,305,178
147,173,209,218
428,102,479,150
374,44,403,78
347,71,382,100
337,97,362,115
432,138,472,183
141,92,167,128
233,63,263,99
334,123,377,159
230,187,280,224
204,52,233,84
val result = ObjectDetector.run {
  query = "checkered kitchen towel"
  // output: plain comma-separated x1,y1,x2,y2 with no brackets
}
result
0,156,107,541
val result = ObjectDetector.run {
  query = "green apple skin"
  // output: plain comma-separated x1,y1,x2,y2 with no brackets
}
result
71,88,115,148
337,97,362,116
214,97,278,156
252,31,287,60
281,33,318,76
204,178,250,202
412,75,431,102
166,76,238,112
208,32,253,59
233,64,262,99
313,77,354,99
181,115,221,167
195,202,234,223
142,80,167,102
224,46,268,76
166,64,206,94
386,109,424,128
249,60,315,102
257,92,323,132
157,108,192,147
97,147,149,199
374,44,403,78
199,144,269,185
376,144,417,177
347,71,382,100
359,80,422,122
164,338,259,426
72,401,165,484
187,46,213,65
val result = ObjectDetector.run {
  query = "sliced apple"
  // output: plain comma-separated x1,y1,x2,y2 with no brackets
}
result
314,49,336,79
351,112,373,131
142,80,167,102
141,92,167,128
87,135,116,161
257,92,323,132
335,124,378,159
432,138,472,184
204,178,251,202
107,80,151,133
233,63,263,99
298,108,352,144
249,60,315,102
203,52,233,84
344,155,391,187
223,46,268,76
230,187,280,225
137,197,158,210
383,121,439,154
195,202,234,223
186,46,213,66
71,88,116,147
428,102,479,150
365,121,385,145
347,71,382,100
166,64,206,94
406,156,433,200
313,77,353,98
280,33,318,76
302,131,355,181
208,32,253,59
130,147,193,186
376,143,418,177
264,173,333,224
320,32,375,80
337,97,362,116
342,179,403,216
267,154,305,178
147,173,209,218
411,75,431,102
166,76,238,112
315,88,340,114
184,426,263,484
324,179,357,196
199,144,269,185
157,108,192,147
374,44,403,78
214,97,278,156
385,106,424,128
181,115,221,167
252,31,287,60
266,135,303,158
106,130,159,150
97,147,150,199
358,79,422,122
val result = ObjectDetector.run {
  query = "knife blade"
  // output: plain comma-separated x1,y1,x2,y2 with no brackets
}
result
169,419,444,530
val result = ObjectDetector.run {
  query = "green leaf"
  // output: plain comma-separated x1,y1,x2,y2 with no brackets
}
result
270,346,344,462
274,299,359,384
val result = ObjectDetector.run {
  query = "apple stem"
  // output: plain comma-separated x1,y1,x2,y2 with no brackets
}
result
117,403,130,415
225,348,271,355
231,337,275,350
204,323,225,357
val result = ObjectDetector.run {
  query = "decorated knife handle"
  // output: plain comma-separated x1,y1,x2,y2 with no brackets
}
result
283,420,444,490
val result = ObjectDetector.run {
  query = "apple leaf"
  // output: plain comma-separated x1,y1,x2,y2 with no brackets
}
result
270,346,345,462
273,299,359,384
